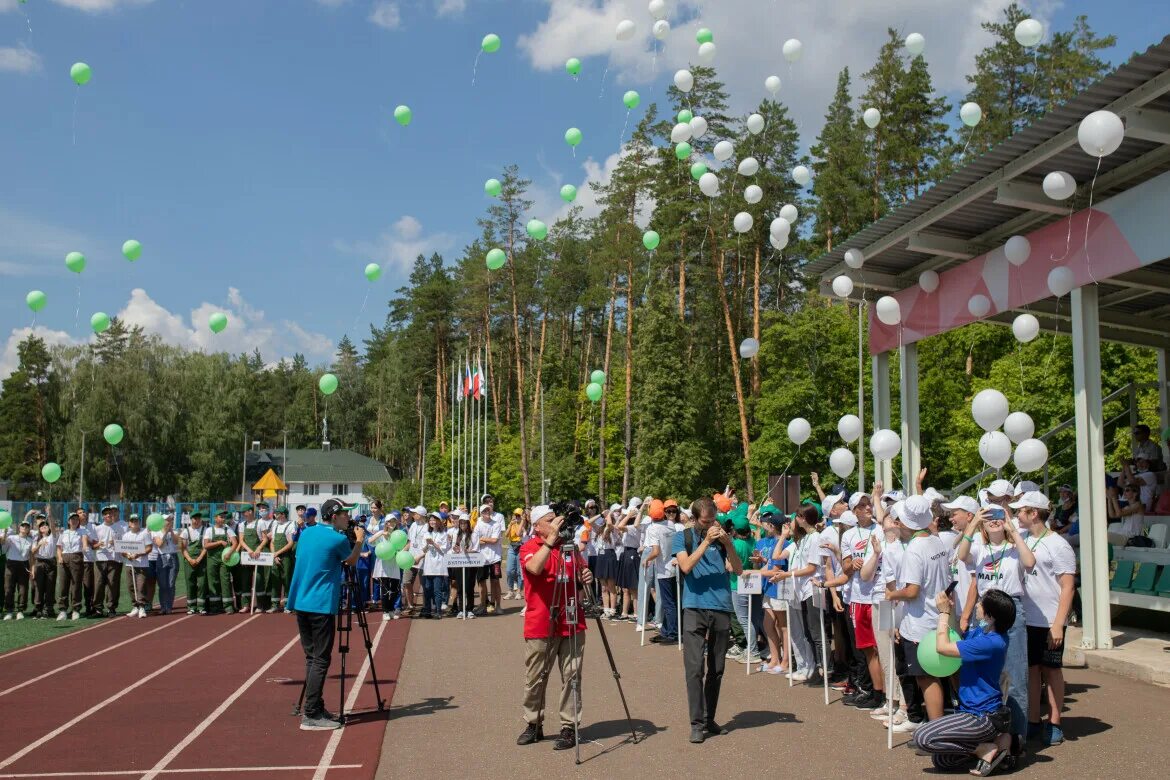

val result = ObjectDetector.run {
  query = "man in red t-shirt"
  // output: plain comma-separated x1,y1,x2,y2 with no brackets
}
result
517,505,594,751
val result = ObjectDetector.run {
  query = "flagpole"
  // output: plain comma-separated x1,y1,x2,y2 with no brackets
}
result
457,353,464,512
450,360,455,508
482,346,489,500
471,352,478,511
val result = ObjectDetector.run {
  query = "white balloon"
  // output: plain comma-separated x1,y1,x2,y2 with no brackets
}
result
782,38,802,63
1042,171,1076,201
787,417,811,446
653,19,670,39
738,157,759,176
1078,110,1124,157
733,211,754,234
616,19,637,41
744,184,763,204
918,269,940,293
1014,18,1043,48
869,428,901,461
746,113,765,135
739,338,760,359
1004,411,1035,444
838,414,863,444
971,388,1010,432
648,0,667,20
699,172,720,197
875,295,901,326
673,69,694,93
769,232,789,251
689,116,708,139
698,41,717,64
1047,266,1075,297
831,275,854,298
779,204,798,223
863,108,881,129
671,122,693,143
843,248,865,269
792,165,811,185
960,102,982,127
979,430,1013,469
968,294,991,318
713,140,734,162
830,447,856,479
905,32,925,56
770,217,791,237
1013,438,1049,473
1012,313,1040,343
1004,235,1031,266
765,75,781,95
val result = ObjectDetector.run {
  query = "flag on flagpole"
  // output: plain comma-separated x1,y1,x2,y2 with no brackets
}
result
457,357,465,402
464,359,473,399
474,358,486,400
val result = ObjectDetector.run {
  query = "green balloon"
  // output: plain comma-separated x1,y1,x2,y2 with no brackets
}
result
675,142,692,160
26,290,46,312
590,370,606,384
389,529,409,550
565,127,582,147
560,184,577,203
122,239,142,261
42,462,62,483
395,549,416,569
482,33,501,53
103,423,124,446
623,90,641,109
526,219,548,241
917,629,963,677
90,312,110,334
223,549,241,567
585,382,603,403
566,57,581,76
690,162,708,180
208,312,228,333
677,110,694,124
696,28,714,44
70,62,91,86
486,248,507,271
365,263,382,282
643,230,660,251
319,373,339,395
393,105,412,126
65,251,86,273
484,178,502,197
0,511,11,531
146,513,166,533
375,539,395,561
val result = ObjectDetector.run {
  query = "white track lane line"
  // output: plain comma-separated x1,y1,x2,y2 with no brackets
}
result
0,616,192,699
0,765,361,778
311,618,390,780
0,615,259,772
139,632,302,780
0,596,189,662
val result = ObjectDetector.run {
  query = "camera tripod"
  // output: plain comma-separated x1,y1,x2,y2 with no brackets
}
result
292,565,386,723
534,543,639,764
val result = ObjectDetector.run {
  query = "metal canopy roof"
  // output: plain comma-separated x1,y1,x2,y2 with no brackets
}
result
809,35,1170,348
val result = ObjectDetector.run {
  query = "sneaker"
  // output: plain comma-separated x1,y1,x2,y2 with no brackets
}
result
382,612,392,622
516,723,544,746
284,608,292,614
740,650,763,664
552,727,576,751
805,671,824,687
869,703,893,719
518,607,525,616
849,692,884,710
486,605,497,615
137,608,147,619
57,612,67,621
725,646,745,661
266,607,279,614
689,726,706,744
830,679,851,692
71,611,80,620
187,609,197,615
393,610,402,620
467,611,476,619
15,612,24,620
199,609,208,615
787,670,810,682
705,721,728,736
3,613,11,621
1045,724,1064,745
300,715,342,731
892,718,921,734
1027,722,1044,741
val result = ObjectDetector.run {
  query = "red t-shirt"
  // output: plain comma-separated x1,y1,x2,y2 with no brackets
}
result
520,537,588,640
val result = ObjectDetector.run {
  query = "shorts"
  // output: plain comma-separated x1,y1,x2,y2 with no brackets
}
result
403,566,420,585
1026,625,1065,668
851,602,876,649
767,597,788,611
901,638,927,677
477,562,502,583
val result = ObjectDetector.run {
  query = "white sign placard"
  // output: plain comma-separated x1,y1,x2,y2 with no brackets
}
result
877,600,895,632
114,540,146,555
775,575,795,601
241,552,274,567
444,551,486,568
811,586,827,611
737,572,763,595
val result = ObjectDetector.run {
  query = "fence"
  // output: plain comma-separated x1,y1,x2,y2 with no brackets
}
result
1,500,371,528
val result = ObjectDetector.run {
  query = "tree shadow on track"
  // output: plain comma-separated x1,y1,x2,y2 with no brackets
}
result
726,709,800,731
386,696,458,720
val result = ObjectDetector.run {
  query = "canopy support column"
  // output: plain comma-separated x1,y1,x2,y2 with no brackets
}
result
871,352,893,491
899,343,921,496
1158,348,1170,465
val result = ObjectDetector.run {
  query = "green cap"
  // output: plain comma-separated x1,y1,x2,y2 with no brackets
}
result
215,509,230,518
275,505,288,515
256,501,269,509
800,498,822,518
239,504,254,513
190,511,204,519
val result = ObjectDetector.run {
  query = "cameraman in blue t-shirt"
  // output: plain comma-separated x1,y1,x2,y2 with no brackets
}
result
287,498,366,731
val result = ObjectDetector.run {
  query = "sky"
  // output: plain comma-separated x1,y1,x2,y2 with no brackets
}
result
1,0,1168,378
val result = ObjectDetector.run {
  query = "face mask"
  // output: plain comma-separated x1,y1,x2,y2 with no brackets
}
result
259,510,269,519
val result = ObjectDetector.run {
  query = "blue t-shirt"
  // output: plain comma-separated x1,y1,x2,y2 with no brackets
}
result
670,529,733,612
286,524,351,615
955,627,1008,715
755,537,779,599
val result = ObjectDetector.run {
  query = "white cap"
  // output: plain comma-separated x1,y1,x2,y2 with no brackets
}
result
977,488,990,507
609,503,623,514
922,487,945,504
680,508,693,519
888,501,905,523
412,505,427,515
429,511,443,519
881,489,905,504
821,493,845,516
836,510,859,527
479,504,492,513
942,496,980,515
987,480,1014,498
1009,491,1050,511
530,505,554,522
1015,480,1039,496
900,495,933,530
628,496,643,511
848,492,867,510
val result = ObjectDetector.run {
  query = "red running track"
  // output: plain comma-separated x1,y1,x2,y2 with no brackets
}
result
0,610,409,780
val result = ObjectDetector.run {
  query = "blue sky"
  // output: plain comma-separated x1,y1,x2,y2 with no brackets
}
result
1,0,1167,375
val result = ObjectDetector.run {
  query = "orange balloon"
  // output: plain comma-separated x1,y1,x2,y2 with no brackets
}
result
714,493,732,513
648,499,665,520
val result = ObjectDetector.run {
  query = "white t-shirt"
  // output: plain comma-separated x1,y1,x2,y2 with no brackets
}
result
122,529,153,568
58,528,86,555
408,522,427,562
818,528,846,603
972,539,1025,599
620,520,641,549
79,522,97,562
594,518,616,552
203,525,236,551
471,515,505,564
421,530,450,576
896,534,952,642
153,530,178,556
1134,470,1158,508
878,538,905,626
2,533,33,561
789,532,819,602
91,521,128,563
32,533,57,560
1022,531,1077,628
644,521,679,579
841,525,880,603
950,541,975,618
1111,512,1144,538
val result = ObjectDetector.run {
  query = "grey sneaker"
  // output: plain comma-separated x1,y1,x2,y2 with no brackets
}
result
300,715,342,731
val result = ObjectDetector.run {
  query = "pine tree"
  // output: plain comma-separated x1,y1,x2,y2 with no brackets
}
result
811,68,870,254
0,335,59,498
888,54,953,202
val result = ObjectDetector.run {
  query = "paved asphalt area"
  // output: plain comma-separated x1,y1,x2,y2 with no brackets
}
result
380,603,1170,780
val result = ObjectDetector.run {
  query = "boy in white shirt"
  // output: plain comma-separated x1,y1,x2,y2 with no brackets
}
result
121,515,154,618
56,511,89,620
472,507,505,615
91,505,127,617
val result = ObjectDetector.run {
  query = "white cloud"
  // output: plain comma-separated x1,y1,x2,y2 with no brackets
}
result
0,206,93,274
0,327,76,380
48,0,154,11
333,216,454,277
435,0,466,17
394,215,422,240
369,1,401,29
314,0,349,5
531,146,655,229
0,45,40,73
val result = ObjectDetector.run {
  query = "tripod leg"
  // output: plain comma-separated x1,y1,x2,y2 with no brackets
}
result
591,615,639,744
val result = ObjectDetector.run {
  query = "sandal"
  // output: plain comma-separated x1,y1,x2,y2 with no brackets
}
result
970,749,1007,777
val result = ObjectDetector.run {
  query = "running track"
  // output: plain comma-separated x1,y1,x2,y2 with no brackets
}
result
0,610,409,780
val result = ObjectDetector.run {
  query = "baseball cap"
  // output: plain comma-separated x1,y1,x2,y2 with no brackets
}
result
321,498,357,521
987,479,1014,498
663,499,679,510
821,493,845,516
922,487,945,504
412,505,427,515
531,505,554,522
190,511,204,520
836,510,859,527
585,499,598,507
275,505,288,515
1009,491,1050,511
512,507,523,516
239,504,254,513
609,503,622,514
305,507,317,518
1015,480,1039,495
429,511,443,519
129,513,141,521
1058,484,1074,494
847,492,868,510
480,493,494,503
880,489,904,505
900,495,933,530
942,496,980,515
215,509,230,518
101,504,119,514
256,501,269,509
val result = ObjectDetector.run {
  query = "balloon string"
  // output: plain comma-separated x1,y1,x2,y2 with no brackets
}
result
1082,156,1103,286
618,109,630,150
74,278,81,335
598,65,609,100
1042,295,1063,375
72,89,78,146
471,50,481,86
349,289,371,338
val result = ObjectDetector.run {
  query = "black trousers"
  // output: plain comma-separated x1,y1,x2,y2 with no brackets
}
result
94,560,122,613
58,554,84,613
379,577,401,613
3,560,30,613
296,611,337,719
82,561,95,612
32,561,56,615
682,608,731,728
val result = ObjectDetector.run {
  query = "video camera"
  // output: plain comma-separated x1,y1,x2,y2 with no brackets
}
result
549,499,585,544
